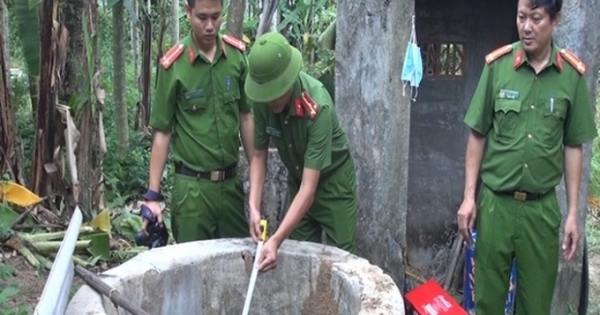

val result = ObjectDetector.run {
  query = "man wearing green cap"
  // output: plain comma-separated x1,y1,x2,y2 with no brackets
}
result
244,31,358,272
141,0,254,243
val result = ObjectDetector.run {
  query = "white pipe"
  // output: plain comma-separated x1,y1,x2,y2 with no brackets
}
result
34,206,83,315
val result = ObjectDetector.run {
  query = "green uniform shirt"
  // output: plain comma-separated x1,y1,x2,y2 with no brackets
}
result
464,40,597,194
253,71,350,182
150,32,251,172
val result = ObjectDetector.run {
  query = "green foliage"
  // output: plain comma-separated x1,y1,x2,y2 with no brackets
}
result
9,74,29,109
278,0,336,78
0,263,14,280
0,263,33,315
12,0,39,76
102,118,153,203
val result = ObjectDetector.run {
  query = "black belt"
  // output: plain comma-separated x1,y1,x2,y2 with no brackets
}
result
500,190,546,201
174,163,237,182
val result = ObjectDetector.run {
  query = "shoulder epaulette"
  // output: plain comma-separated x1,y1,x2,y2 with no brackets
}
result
223,34,246,52
160,43,185,69
299,92,319,119
485,44,513,64
559,49,586,74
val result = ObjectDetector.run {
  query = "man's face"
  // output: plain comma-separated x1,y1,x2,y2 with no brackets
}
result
516,0,560,56
268,89,294,114
186,0,222,47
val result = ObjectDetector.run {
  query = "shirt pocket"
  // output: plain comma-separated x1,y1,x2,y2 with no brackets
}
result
493,98,522,142
223,89,241,106
180,92,211,135
540,98,567,143
219,89,241,131
181,92,209,115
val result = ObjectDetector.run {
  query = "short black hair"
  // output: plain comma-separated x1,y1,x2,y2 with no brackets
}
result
187,0,223,8
528,0,562,20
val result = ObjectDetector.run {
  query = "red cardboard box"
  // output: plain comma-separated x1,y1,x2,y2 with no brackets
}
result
405,279,468,315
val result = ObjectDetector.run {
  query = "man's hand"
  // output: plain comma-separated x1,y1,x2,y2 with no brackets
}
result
562,214,579,261
248,206,262,242
141,200,163,233
258,238,279,272
457,197,477,244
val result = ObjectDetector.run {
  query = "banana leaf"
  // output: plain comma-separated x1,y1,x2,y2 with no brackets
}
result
14,0,40,77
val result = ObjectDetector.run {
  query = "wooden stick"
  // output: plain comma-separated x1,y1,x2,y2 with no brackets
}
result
9,207,35,229
74,265,151,315
451,246,466,292
9,200,48,229
12,223,66,230
443,233,464,291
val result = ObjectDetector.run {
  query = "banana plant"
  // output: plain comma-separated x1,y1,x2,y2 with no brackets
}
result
13,0,40,115
277,0,330,59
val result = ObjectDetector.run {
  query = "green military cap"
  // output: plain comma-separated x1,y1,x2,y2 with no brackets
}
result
245,32,303,103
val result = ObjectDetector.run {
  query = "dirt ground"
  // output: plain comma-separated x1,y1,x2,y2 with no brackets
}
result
0,249,49,312
0,247,97,312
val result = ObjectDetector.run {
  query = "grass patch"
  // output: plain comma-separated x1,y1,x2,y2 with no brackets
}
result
0,263,33,315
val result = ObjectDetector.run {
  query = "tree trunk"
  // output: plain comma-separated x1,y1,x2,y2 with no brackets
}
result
140,15,151,128
256,0,278,38
61,0,104,220
113,0,128,155
1,0,9,70
60,0,84,216
171,0,179,44
226,0,246,38
60,0,85,103
14,0,40,120
0,17,24,185
131,0,139,98
77,0,104,219
31,0,56,197
155,3,168,87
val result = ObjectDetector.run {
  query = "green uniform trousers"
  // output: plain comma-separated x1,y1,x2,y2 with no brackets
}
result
288,158,358,254
170,173,249,243
475,185,561,315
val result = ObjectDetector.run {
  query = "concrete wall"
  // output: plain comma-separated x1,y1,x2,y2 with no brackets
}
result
552,0,600,313
407,0,518,277
335,0,413,288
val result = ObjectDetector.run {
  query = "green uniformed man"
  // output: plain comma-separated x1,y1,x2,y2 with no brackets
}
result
244,32,358,272
457,0,597,314
141,0,255,243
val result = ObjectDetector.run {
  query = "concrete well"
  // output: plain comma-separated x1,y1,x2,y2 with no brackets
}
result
65,238,405,315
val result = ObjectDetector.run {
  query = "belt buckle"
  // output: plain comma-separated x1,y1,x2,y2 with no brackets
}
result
513,191,527,201
210,170,225,182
